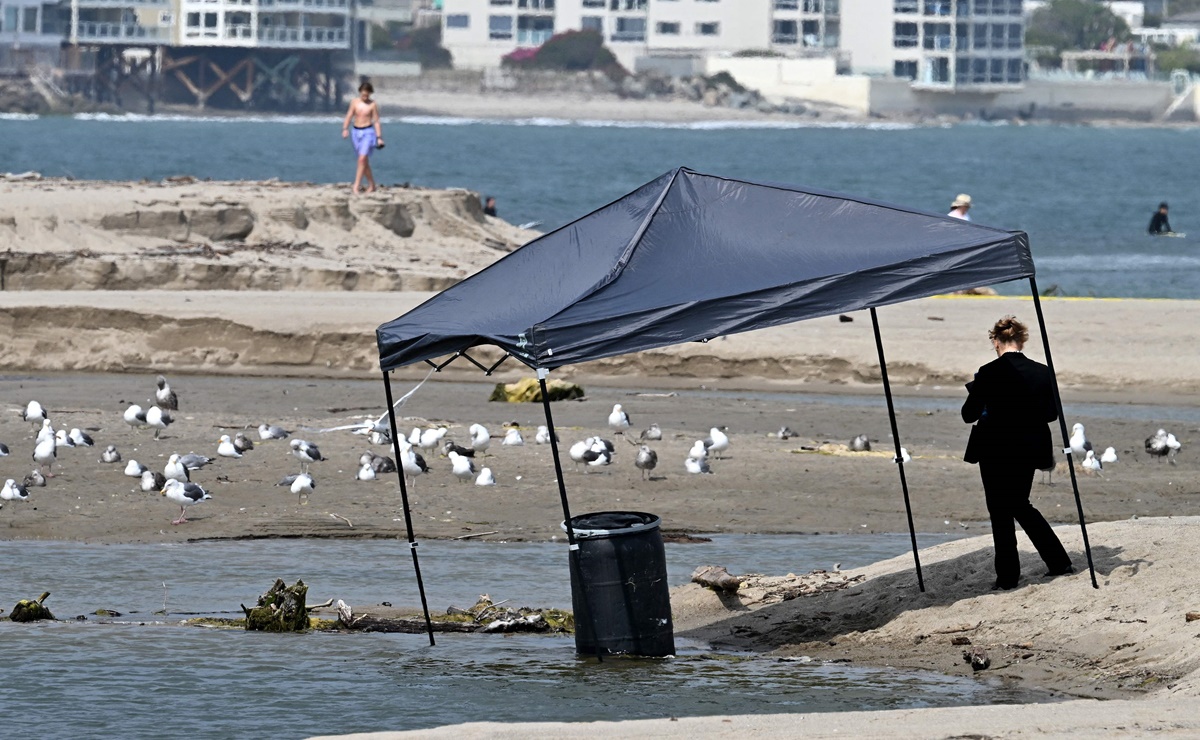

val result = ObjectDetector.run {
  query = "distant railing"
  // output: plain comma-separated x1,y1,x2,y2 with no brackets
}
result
516,29,552,45
225,23,254,39
76,0,168,7
74,22,168,41
258,25,347,45
260,0,350,9
609,30,645,43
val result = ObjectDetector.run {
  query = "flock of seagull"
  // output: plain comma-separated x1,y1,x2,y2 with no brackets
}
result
0,379,1188,525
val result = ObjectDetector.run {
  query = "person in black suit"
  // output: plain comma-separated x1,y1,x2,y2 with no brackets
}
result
962,316,1073,590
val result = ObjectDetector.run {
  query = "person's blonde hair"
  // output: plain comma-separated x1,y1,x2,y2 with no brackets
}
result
989,315,1029,347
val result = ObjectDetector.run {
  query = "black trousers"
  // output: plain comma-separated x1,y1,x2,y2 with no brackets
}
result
979,460,1072,588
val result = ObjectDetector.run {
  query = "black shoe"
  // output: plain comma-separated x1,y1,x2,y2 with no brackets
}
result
1043,565,1074,578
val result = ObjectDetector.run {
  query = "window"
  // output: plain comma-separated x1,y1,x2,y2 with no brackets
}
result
894,60,917,79
894,0,917,13
923,0,949,15
204,12,217,27
612,16,645,41
923,21,950,50
490,0,512,5
773,19,797,44
775,0,799,9
581,15,602,32
23,6,38,32
185,11,200,26
973,22,987,48
990,57,1004,83
656,21,679,34
609,0,645,9
802,0,821,11
445,13,469,28
696,21,719,35
518,0,554,9
894,21,917,47
1007,23,1021,49
489,15,512,39
582,0,604,6
2,6,17,31
1007,57,1022,82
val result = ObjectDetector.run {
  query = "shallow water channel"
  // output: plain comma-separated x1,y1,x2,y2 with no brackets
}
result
2,534,1054,737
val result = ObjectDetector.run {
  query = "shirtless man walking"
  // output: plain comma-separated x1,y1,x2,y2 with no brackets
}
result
341,82,384,194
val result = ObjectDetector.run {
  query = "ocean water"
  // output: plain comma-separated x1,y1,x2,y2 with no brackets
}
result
0,535,1059,738
1,113,1199,298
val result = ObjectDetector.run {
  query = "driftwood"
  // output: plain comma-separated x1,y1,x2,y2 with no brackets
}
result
333,596,573,635
10,591,54,622
691,565,745,592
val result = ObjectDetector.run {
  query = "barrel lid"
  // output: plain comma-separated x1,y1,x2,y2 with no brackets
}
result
563,511,661,539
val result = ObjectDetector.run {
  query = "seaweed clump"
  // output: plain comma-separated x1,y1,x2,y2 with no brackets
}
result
10,592,54,622
241,579,310,632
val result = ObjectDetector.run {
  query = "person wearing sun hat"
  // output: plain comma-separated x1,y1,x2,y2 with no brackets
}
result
948,193,972,221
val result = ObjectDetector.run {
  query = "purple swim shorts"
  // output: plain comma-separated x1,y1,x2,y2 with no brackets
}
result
351,126,377,157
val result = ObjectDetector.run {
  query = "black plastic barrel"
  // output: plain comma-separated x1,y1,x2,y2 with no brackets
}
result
562,511,675,657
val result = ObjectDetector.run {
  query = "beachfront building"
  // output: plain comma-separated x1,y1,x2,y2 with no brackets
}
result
1,0,68,71
59,0,352,108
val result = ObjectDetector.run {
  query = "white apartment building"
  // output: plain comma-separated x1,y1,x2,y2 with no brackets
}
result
441,0,1023,90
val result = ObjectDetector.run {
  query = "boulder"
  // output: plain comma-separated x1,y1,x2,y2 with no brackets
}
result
186,206,255,241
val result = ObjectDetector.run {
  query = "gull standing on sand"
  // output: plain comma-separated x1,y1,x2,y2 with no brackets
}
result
635,445,658,480
535,426,552,445
155,375,178,411
141,469,167,492
291,473,316,504
639,423,662,442
23,400,48,429
217,435,242,459
1069,423,1093,457
608,404,631,434
449,450,476,482
259,424,290,441
146,406,173,439
685,456,712,475
502,428,524,446
100,445,122,463
33,434,56,477
68,428,94,447
703,427,730,459
124,404,149,430
37,419,55,445
398,442,429,488
896,447,912,464
124,460,149,478
290,439,325,473
161,479,211,525
469,423,491,454
1,479,30,502
415,427,447,451
164,454,190,482
475,467,496,486
568,440,589,470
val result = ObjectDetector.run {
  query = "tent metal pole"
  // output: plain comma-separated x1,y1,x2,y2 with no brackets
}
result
382,371,437,644
537,368,603,662
1028,279,1099,589
869,307,926,592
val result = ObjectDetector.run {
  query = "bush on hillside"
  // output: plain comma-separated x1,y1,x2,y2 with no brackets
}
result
502,30,626,79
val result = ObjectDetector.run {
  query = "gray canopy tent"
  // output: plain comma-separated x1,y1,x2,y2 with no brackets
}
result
376,167,1098,647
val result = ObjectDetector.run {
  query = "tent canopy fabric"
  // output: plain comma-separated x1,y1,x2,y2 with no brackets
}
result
377,167,1033,372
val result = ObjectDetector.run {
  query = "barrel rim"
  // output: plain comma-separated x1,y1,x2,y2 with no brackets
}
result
562,510,661,539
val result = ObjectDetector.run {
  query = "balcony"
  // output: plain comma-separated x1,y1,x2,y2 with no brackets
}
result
260,0,350,9
74,21,168,41
77,0,168,7
257,24,347,47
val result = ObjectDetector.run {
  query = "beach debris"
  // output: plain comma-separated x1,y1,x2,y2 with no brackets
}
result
691,565,745,592
331,595,573,635
489,377,584,403
1186,612,1200,623
950,636,972,646
838,314,853,322
242,578,311,632
10,591,54,622
962,646,991,671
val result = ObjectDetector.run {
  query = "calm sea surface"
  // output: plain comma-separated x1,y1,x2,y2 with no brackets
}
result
2,113,1200,298
0,534,1061,738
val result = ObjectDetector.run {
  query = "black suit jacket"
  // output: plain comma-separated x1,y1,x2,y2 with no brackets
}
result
962,352,1057,469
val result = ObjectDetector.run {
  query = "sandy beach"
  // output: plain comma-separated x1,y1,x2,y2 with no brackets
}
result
3,177,1200,737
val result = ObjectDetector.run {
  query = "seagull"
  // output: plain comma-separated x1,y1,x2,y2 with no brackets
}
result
0,442,7,456
469,423,491,454
685,456,712,475
179,453,213,471
217,435,242,459
291,473,315,504
568,440,590,470
36,418,55,444
687,440,708,461
100,445,122,463
55,429,75,448
23,469,46,488
535,426,552,445
449,450,476,483
896,447,912,464
124,460,149,478
582,438,614,471
398,442,428,487
849,434,871,452
123,404,149,430
442,439,475,458
777,426,797,440
356,462,376,481
360,451,396,474
502,428,524,446
635,445,658,480
475,467,496,486
22,400,48,429
639,423,662,442
161,479,211,525
1069,423,1093,457
140,469,167,492
1,479,30,501
418,428,447,451
68,428,94,447
703,427,730,459
608,404,631,434
146,406,173,439
290,439,324,473
155,375,179,411
33,434,56,476
368,429,391,446
258,424,290,441
1100,447,1118,464
164,454,190,482
233,432,255,453
1082,449,1103,474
